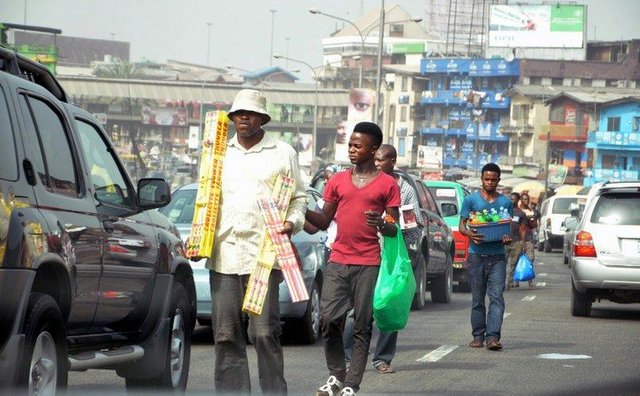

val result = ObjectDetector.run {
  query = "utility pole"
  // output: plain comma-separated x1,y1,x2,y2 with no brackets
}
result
269,9,277,66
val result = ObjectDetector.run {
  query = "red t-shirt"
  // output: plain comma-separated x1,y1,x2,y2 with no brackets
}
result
323,169,401,265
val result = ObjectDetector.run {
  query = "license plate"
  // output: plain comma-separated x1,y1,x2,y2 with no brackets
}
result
620,239,640,255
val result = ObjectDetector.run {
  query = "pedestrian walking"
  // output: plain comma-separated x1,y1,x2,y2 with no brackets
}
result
305,122,401,396
205,89,307,394
517,192,537,287
506,192,526,289
459,163,513,351
342,144,423,374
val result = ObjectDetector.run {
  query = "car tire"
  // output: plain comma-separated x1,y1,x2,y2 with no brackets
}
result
296,280,322,345
457,277,471,293
571,281,592,317
411,254,426,310
537,241,544,252
563,251,568,264
431,256,452,303
544,238,552,253
18,293,68,395
126,283,192,391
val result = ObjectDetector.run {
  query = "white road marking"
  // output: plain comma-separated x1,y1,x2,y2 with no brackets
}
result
503,312,511,319
537,353,592,360
416,345,459,362
522,295,537,301
536,282,546,287
538,273,548,277
537,262,545,265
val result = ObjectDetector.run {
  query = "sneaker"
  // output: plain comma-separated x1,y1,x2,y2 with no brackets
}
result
317,375,343,396
373,362,396,374
341,387,357,396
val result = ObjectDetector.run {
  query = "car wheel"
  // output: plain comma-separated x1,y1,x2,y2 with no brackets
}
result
563,251,568,264
411,254,426,310
544,238,552,253
457,275,471,293
431,256,452,303
126,283,192,391
297,280,321,345
537,241,543,252
571,281,592,317
18,293,68,395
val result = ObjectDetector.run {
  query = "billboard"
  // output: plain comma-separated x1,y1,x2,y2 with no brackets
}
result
416,145,443,171
488,4,585,48
334,88,376,163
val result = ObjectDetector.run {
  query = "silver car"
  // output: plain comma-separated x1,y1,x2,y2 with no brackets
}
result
158,184,326,344
570,181,640,317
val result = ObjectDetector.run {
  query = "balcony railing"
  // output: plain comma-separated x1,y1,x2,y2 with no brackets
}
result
583,167,640,186
540,124,588,142
586,131,640,148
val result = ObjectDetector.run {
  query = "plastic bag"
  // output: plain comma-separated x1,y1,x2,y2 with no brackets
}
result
373,225,416,332
513,253,535,282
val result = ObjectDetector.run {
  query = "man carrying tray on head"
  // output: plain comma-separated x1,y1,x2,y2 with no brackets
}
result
459,163,513,351
205,89,307,394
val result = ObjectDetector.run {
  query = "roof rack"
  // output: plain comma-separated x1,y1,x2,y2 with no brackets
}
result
0,46,67,102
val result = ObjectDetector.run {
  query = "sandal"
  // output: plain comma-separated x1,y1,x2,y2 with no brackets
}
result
374,362,395,373
469,339,484,348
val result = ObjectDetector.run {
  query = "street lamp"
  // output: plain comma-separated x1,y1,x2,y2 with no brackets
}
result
273,54,318,157
309,7,365,88
269,9,277,66
206,22,212,66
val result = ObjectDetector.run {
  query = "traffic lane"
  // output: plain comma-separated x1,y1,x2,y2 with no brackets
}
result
66,251,640,394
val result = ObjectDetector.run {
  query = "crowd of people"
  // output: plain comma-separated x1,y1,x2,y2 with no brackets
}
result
196,89,539,395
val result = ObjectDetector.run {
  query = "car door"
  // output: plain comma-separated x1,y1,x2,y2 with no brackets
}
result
72,113,159,334
15,87,104,336
414,179,448,270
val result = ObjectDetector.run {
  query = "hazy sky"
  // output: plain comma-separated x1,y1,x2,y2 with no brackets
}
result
2,0,639,81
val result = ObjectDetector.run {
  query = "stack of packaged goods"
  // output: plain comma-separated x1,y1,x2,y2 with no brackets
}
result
186,111,229,259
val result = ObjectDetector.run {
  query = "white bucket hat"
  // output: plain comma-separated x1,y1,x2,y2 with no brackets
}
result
228,89,271,125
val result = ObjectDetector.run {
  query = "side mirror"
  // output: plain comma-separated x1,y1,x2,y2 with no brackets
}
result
137,178,171,209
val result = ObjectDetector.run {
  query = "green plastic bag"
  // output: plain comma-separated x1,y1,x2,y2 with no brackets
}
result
373,225,416,332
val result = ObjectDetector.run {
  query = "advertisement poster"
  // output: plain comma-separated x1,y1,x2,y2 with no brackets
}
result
335,88,376,163
488,4,585,48
142,106,188,126
188,126,200,150
417,145,443,170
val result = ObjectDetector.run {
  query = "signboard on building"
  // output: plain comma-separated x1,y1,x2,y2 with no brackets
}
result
417,145,443,171
488,4,585,48
188,126,200,149
420,58,519,76
142,106,188,126
391,42,425,54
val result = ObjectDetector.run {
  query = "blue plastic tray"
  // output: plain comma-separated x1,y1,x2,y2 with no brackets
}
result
470,220,511,243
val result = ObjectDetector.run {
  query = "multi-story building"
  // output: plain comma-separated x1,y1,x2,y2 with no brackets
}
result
417,57,519,173
584,97,640,186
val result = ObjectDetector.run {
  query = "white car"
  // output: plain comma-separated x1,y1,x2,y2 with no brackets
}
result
570,181,640,317
537,194,581,252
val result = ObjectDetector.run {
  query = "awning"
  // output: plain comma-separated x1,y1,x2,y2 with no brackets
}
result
57,77,349,107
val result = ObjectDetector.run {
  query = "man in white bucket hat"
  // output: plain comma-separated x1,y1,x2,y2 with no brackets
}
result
206,89,307,394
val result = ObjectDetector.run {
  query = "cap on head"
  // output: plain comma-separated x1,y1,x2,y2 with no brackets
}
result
228,89,271,125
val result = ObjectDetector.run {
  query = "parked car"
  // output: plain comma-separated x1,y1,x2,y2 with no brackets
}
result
158,183,327,344
570,181,640,317
0,48,196,394
424,180,472,291
397,171,455,308
561,207,582,265
536,194,581,252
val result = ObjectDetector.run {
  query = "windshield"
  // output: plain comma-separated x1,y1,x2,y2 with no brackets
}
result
158,188,196,224
551,198,578,214
590,192,640,225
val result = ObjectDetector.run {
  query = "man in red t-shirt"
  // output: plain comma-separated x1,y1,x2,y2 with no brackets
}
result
306,122,400,396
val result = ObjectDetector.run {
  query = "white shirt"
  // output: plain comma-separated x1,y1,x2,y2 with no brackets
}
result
206,133,307,274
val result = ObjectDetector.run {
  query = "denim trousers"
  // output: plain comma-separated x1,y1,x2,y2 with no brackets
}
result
467,253,506,341
344,313,398,367
210,270,286,394
320,262,379,392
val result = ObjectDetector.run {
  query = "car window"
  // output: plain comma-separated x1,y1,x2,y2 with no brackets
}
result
552,198,578,214
590,192,640,225
416,181,438,213
0,87,18,181
158,188,197,224
75,118,132,207
19,94,78,195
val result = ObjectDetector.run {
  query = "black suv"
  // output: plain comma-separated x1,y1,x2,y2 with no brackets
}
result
0,48,196,394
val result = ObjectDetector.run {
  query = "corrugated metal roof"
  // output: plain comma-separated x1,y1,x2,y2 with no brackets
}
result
57,76,349,107
506,84,640,101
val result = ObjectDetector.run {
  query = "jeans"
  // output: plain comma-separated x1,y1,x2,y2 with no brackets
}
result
210,270,286,394
344,313,397,367
320,262,379,392
467,253,506,341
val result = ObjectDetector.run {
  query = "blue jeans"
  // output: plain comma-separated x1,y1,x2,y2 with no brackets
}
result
467,253,506,341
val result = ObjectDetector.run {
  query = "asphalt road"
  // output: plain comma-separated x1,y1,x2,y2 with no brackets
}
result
65,250,640,395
